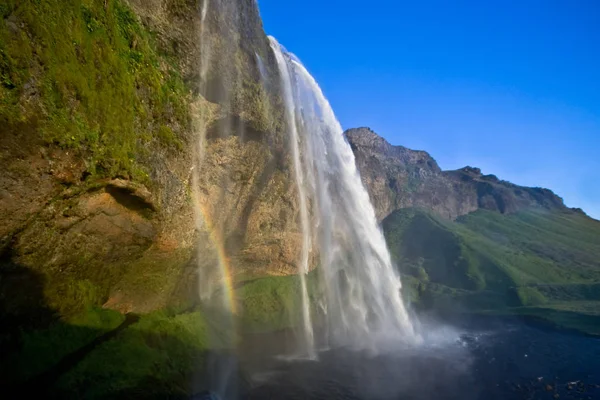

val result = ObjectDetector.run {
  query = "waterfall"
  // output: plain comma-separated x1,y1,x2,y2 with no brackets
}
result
269,37,416,351
193,0,213,302
270,39,316,359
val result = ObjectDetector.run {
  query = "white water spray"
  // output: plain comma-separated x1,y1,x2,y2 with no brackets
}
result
193,0,216,303
270,40,316,358
269,37,417,351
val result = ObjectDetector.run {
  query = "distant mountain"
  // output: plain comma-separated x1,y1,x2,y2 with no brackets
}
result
346,127,600,334
345,127,574,221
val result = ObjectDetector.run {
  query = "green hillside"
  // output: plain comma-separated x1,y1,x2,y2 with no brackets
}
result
383,208,600,334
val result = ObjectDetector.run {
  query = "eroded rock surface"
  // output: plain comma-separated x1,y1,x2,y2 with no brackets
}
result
346,127,567,221
0,0,302,315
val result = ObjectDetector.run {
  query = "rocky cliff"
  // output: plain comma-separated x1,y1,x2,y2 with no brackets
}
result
0,0,302,318
346,127,568,221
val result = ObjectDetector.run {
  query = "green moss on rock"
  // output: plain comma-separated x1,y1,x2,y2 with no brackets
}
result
2,307,124,385
0,0,190,180
55,310,211,398
236,271,321,333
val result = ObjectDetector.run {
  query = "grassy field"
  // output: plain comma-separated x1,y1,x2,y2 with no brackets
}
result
3,307,218,398
383,207,600,334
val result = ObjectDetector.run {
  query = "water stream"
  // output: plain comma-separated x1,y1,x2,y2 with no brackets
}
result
270,38,316,358
269,37,416,353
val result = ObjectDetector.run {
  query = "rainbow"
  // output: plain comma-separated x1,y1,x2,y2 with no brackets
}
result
194,195,238,315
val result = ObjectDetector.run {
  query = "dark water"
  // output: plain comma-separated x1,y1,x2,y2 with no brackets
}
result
240,317,600,400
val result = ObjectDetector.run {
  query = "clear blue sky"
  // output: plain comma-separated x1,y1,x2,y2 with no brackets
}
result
258,0,600,219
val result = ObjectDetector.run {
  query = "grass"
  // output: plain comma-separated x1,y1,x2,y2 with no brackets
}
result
1,272,309,396
383,207,600,334
55,310,211,398
235,271,321,333
4,206,596,395
0,0,189,181
486,307,600,336
2,307,124,385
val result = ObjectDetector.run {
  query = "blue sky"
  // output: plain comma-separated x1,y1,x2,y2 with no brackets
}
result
258,0,600,219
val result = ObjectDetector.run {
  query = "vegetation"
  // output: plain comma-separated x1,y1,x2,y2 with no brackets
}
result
383,207,600,334
2,307,124,385
1,269,319,395
235,271,321,332
0,0,189,181
2,306,221,397
55,310,212,398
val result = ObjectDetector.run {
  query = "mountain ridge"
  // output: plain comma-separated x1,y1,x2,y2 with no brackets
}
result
347,127,600,335
345,127,583,221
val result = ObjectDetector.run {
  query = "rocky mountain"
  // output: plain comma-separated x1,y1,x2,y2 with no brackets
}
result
346,127,569,221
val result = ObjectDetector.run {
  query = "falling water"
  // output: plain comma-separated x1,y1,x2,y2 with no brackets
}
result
193,0,211,301
269,37,416,351
270,40,316,359
255,52,268,84
192,1,241,398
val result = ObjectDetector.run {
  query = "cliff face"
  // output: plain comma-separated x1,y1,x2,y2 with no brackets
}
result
0,0,578,323
346,127,568,221
0,0,302,316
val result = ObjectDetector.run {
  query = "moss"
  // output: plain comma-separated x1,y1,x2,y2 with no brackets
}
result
236,271,320,333
3,307,125,385
112,248,194,310
44,278,105,318
56,310,211,398
157,124,183,151
517,287,548,306
0,0,190,180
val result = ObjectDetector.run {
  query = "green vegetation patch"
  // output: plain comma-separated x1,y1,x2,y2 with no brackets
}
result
236,271,321,333
56,310,210,399
0,0,189,180
383,207,600,334
2,307,124,385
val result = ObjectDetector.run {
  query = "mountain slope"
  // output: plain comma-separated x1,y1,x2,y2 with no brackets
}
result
347,127,600,334
383,207,600,334
346,127,571,221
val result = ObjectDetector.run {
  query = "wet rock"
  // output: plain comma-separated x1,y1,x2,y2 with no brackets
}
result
191,391,221,400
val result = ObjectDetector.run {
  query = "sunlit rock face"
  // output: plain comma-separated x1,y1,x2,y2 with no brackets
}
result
346,127,567,221
189,0,307,286
0,0,305,315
